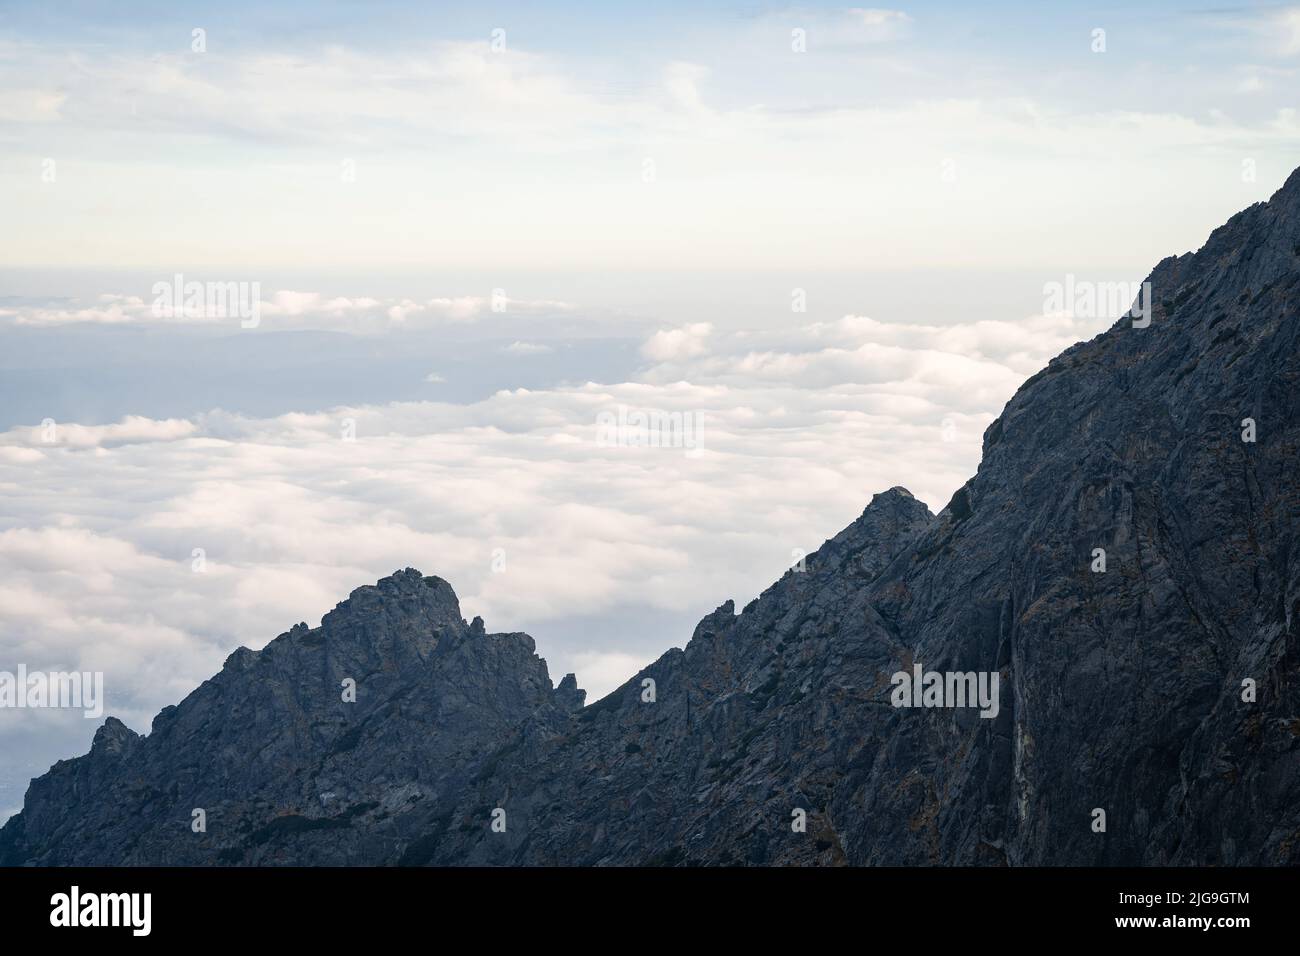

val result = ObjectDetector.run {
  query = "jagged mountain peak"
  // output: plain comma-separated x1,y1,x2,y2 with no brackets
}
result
0,565,576,865
553,673,586,712
90,716,139,757
873,484,916,502
321,567,462,627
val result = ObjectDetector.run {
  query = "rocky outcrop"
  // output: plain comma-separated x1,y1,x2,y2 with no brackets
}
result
4,170,1299,866
1,569,576,865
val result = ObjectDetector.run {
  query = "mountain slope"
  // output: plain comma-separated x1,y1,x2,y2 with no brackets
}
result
0,570,582,865
4,170,1299,866
430,169,1300,866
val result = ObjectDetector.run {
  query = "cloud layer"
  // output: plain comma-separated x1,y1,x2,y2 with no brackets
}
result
0,308,1110,753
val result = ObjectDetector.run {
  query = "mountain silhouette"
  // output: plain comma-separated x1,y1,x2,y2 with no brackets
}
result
4,169,1299,866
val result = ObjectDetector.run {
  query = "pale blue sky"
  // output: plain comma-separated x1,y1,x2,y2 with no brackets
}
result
2,1,1297,279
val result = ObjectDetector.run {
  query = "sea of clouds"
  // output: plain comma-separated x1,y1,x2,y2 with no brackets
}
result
0,296,1112,818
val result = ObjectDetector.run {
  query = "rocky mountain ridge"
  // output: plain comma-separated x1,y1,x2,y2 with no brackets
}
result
3,169,1298,865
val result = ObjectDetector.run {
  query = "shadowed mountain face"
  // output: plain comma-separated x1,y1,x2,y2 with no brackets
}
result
4,171,1300,866
0,572,584,865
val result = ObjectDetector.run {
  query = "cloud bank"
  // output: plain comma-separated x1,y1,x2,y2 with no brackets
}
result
0,308,1110,752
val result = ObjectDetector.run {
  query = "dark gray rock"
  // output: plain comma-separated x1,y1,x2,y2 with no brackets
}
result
4,170,1299,866
1,568,570,865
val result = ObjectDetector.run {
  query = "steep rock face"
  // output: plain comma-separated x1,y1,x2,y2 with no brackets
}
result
0,569,578,865
425,487,937,865
3,170,1299,866
428,170,1300,866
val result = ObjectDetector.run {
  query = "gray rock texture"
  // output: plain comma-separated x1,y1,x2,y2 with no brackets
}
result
4,170,1299,866
1,570,580,865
